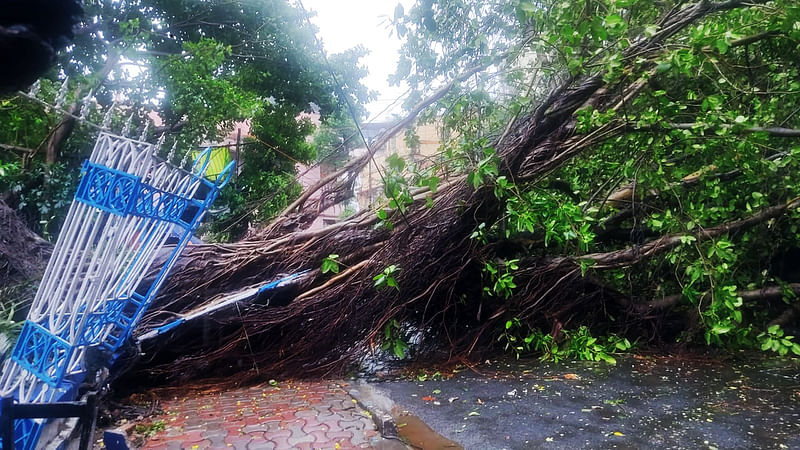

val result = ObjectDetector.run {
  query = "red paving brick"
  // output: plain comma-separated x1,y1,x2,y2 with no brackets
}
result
142,381,376,449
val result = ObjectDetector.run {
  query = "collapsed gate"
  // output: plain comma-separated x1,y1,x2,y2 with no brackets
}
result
0,132,233,449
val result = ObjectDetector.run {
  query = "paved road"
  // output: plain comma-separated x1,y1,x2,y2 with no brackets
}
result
141,380,379,449
373,355,800,449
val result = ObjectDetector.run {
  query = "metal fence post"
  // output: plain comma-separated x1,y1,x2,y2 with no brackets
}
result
1,396,15,449
78,392,98,450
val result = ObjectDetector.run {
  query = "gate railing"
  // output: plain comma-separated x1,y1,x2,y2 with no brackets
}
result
0,132,233,449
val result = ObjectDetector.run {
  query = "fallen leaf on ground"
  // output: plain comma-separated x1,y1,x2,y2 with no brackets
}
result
564,373,580,380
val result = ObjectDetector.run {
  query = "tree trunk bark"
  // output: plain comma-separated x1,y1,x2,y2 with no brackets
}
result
0,199,52,284
42,49,119,164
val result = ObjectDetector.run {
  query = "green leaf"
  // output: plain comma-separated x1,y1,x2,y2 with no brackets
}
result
518,2,536,13
714,39,729,54
427,176,440,193
394,341,406,358
597,353,617,364
387,153,406,172
711,324,731,335
604,14,626,33
567,59,582,75
591,18,608,41
321,254,340,274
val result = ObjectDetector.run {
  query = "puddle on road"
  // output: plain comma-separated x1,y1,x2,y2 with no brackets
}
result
393,407,463,450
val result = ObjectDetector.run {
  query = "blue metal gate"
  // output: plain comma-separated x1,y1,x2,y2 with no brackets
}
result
0,132,233,449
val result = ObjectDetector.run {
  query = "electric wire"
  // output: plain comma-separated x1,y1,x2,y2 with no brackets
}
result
297,0,413,228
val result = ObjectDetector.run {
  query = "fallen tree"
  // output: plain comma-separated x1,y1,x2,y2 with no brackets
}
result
119,0,800,383
0,199,52,285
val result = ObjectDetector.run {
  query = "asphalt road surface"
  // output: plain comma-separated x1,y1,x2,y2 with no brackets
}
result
373,355,800,449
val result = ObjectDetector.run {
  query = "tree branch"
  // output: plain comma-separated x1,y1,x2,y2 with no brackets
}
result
636,122,800,138
767,300,800,328
153,120,187,135
596,148,792,235
729,30,783,48
280,61,493,217
646,283,800,312
0,143,35,153
574,196,800,269
41,48,120,164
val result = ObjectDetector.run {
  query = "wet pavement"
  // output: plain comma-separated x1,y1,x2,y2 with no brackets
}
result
372,355,800,449
139,380,381,449
127,355,800,449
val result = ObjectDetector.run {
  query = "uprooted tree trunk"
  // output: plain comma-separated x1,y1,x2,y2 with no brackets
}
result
0,199,52,309
126,0,784,384
0,199,52,285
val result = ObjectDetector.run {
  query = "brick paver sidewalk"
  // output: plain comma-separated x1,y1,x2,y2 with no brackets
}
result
141,380,378,449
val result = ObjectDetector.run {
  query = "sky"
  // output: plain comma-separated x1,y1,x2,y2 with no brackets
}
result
301,0,413,122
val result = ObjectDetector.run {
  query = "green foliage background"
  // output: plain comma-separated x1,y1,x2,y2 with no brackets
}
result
377,0,800,358
0,0,372,239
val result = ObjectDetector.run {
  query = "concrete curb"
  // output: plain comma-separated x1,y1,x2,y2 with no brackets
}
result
347,381,398,439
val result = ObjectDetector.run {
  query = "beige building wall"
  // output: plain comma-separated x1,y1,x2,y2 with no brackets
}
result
356,121,443,209
297,163,352,230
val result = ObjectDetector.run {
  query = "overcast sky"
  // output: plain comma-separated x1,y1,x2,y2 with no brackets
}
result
301,0,413,121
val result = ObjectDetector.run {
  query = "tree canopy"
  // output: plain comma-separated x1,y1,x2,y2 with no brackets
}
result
380,0,800,353
0,0,372,239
